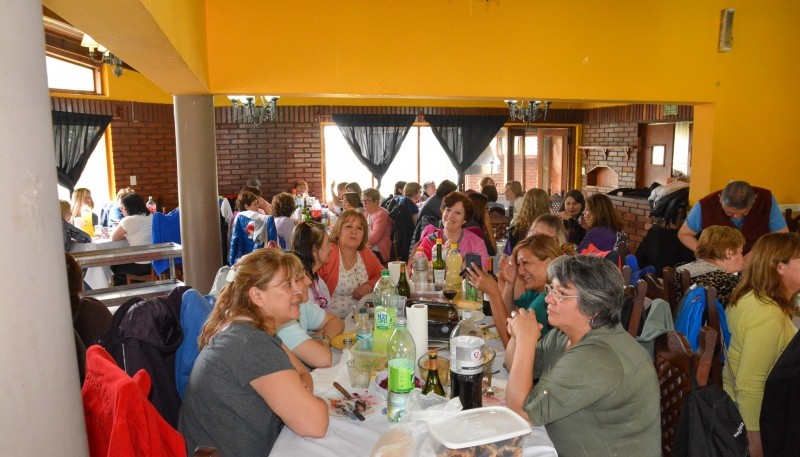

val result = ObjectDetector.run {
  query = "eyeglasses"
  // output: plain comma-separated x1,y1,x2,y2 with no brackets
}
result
544,284,579,302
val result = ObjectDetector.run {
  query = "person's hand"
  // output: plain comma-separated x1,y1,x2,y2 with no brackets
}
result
352,283,372,300
555,211,570,220
498,255,517,284
466,265,500,297
507,308,541,347
258,196,272,215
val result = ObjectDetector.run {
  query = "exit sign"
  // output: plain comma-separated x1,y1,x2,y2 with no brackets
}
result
663,104,678,115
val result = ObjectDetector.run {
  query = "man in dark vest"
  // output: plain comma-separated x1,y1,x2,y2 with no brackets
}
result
678,181,787,254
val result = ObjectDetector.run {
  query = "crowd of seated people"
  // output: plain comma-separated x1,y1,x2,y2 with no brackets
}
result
69,174,800,457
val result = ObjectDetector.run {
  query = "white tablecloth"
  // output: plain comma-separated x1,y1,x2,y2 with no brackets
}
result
70,238,129,289
271,317,557,457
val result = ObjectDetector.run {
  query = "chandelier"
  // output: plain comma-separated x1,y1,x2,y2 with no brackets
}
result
228,96,280,126
504,100,551,124
80,34,124,77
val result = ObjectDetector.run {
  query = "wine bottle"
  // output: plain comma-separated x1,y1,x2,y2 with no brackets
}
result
421,350,446,396
482,257,496,316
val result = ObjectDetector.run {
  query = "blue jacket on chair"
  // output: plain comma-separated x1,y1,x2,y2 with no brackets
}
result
228,211,279,265
174,288,214,400
151,209,182,275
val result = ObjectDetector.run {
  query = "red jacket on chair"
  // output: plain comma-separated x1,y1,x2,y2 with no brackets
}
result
82,345,186,457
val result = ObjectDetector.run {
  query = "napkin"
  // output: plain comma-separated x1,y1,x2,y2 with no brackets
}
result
310,356,350,394
406,304,428,367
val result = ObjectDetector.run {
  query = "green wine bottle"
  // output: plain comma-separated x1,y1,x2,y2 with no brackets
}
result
397,263,411,299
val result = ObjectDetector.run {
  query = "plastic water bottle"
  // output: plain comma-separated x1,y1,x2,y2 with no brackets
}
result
387,318,416,422
445,243,463,295
355,307,372,342
412,248,428,286
372,270,398,354
449,310,485,409
146,196,157,214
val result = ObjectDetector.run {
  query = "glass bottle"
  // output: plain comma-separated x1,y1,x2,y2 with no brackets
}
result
482,257,496,316
432,238,446,287
397,263,411,299
341,337,353,364
372,270,398,354
355,307,372,342
421,350,446,396
387,318,416,422
449,310,485,409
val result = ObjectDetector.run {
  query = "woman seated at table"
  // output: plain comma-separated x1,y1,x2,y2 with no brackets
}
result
317,210,383,319
328,181,347,215
341,192,362,212
179,249,328,456
280,221,345,368
503,188,552,256
362,188,392,264
723,232,800,457
466,192,497,257
576,193,625,253
69,187,98,226
61,199,91,251
555,189,587,245
416,192,489,268
674,225,745,305
526,214,569,247
467,234,566,346
505,255,661,457
271,192,296,249
109,193,153,285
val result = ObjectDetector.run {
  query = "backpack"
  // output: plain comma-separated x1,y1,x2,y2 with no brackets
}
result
674,285,731,352
624,254,656,286
672,370,749,457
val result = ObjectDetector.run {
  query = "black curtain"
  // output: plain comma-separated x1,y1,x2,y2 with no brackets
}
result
425,115,506,186
332,114,416,188
52,111,113,193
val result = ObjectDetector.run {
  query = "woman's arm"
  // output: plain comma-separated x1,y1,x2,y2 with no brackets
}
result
290,339,333,368
468,265,512,346
110,223,127,241
505,309,540,420
316,311,345,339
250,370,328,437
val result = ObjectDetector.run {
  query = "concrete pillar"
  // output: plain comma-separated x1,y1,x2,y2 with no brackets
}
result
174,95,222,293
0,1,89,455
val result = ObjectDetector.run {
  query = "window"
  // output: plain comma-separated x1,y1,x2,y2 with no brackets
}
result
651,145,666,166
46,55,100,94
323,125,458,200
56,133,112,211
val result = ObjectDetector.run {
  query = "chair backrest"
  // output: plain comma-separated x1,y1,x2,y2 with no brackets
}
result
654,327,716,457
626,279,648,337
662,266,677,311
489,211,510,240
151,210,182,275
621,265,632,286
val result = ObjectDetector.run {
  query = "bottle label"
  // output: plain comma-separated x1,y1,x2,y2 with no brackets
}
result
433,269,445,285
375,308,390,330
450,335,485,375
388,358,415,392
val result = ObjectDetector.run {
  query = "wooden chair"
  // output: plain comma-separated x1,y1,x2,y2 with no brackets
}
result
644,266,678,317
662,266,677,312
654,326,717,457
489,211,511,241
785,208,800,233
126,268,156,285
703,286,724,387
621,265,632,286
623,279,648,337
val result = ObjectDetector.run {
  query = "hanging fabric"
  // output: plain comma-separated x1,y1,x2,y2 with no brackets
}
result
425,115,506,186
52,111,113,193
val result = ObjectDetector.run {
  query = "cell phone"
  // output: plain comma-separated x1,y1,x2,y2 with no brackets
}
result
461,253,482,276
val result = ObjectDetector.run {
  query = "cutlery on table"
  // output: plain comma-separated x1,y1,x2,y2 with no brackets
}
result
333,382,366,421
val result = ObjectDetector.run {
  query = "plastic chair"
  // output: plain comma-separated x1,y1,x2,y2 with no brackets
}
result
655,326,716,457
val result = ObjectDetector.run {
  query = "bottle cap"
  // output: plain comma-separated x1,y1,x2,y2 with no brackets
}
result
427,350,438,358
359,307,368,314
436,238,442,244
462,310,472,319
396,317,407,326
450,243,458,249
382,269,390,276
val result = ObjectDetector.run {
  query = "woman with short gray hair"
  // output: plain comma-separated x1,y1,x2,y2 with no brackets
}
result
505,255,661,457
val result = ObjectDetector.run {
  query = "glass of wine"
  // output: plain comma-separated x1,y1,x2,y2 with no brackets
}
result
442,288,457,303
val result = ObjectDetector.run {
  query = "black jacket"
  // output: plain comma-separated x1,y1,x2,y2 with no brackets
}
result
761,330,800,457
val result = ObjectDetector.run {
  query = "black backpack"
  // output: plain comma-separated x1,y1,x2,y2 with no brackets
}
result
672,370,749,457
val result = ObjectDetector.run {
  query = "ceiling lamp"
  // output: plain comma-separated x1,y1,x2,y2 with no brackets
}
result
505,100,551,124
80,34,124,77
228,96,280,126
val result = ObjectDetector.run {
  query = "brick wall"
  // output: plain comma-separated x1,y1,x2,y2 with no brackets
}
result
581,122,639,194
215,121,322,201
608,195,652,250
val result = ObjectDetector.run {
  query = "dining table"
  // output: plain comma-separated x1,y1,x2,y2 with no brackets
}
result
270,312,558,457
70,237,129,289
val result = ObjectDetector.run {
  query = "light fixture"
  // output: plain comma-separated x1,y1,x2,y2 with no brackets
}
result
504,100,551,124
80,34,124,77
228,95,280,126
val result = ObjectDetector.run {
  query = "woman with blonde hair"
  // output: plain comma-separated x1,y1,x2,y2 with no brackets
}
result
724,232,800,457
577,193,625,252
527,214,570,248
69,188,98,225
674,225,745,305
179,249,328,456
317,209,383,318
503,188,552,256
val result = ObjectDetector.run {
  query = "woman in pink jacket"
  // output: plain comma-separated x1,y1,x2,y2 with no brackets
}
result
362,188,392,264
416,192,489,269
317,210,383,319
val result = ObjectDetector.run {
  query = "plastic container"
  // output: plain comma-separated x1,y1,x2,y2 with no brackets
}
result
428,406,531,454
351,338,388,374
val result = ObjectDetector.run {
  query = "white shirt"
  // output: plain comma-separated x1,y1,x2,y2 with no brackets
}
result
119,214,153,247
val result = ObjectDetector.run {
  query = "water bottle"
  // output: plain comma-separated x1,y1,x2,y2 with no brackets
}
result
146,196,157,214
355,307,372,342
450,310,485,409
387,318,416,422
445,243,462,296
412,248,428,286
372,270,398,354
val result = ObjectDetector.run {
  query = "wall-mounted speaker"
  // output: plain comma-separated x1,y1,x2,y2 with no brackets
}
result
719,8,735,52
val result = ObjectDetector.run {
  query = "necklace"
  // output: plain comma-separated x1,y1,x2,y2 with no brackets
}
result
341,249,358,270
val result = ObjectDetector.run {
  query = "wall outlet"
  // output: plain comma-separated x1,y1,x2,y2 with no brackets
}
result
130,175,137,186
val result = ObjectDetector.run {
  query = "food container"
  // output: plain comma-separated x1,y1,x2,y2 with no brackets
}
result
406,299,459,341
351,338,388,375
428,406,531,456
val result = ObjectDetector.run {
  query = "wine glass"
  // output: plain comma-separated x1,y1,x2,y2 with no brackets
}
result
442,288,457,303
